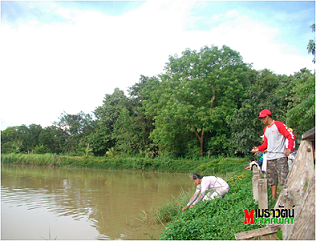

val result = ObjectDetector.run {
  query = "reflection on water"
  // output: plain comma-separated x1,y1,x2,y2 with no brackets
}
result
1,164,193,240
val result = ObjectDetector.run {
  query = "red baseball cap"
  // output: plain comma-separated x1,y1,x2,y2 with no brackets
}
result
258,109,271,118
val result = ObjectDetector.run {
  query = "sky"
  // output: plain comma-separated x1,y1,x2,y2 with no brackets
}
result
1,0,315,131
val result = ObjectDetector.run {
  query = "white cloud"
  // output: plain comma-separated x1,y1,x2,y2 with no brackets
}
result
0,1,314,130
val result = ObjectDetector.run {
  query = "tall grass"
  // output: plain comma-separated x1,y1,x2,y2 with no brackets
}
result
1,153,249,174
152,187,194,223
1,153,60,165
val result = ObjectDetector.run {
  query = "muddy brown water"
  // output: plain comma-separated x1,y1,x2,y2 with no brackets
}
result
1,164,194,240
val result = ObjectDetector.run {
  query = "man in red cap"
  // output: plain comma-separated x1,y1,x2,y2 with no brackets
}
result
251,109,295,200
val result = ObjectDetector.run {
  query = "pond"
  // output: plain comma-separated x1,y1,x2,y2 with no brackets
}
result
1,164,194,240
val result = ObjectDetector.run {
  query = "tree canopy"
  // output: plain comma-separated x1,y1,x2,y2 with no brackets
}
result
143,45,252,156
2,41,315,158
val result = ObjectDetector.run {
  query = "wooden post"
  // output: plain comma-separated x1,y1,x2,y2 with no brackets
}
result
258,179,268,209
278,185,309,239
287,175,315,240
252,165,259,201
235,225,281,240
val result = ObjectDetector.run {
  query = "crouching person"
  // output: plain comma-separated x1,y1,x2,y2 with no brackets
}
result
182,173,230,211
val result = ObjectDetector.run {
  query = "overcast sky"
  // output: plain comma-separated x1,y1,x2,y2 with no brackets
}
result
1,0,315,130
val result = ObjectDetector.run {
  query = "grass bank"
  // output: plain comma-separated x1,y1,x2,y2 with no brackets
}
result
149,170,278,240
1,153,249,174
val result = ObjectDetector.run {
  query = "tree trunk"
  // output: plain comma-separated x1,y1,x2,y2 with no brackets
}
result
191,124,205,156
86,143,89,157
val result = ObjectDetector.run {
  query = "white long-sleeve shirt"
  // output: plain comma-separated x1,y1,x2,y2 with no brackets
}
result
187,176,229,206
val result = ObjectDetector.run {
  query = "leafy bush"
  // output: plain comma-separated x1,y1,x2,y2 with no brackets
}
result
34,145,49,154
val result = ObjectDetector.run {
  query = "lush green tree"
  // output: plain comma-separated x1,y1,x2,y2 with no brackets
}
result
38,126,68,153
112,107,135,153
57,111,94,136
27,124,43,151
86,127,111,156
229,66,315,151
307,23,315,63
56,111,94,154
2,42,312,158
15,125,29,153
127,75,157,154
1,126,20,153
144,45,252,156
16,124,42,153
229,69,283,151
286,68,315,137
1,124,42,154
1,126,18,142
88,88,128,156
275,74,297,118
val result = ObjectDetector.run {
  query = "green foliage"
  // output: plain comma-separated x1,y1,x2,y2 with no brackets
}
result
106,147,119,157
127,75,156,153
34,145,49,154
57,111,93,136
55,111,94,154
307,23,315,63
1,42,314,158
1,125,42,154
286,68,315,137
88,88,128,155
184,139,201,159
276,229,283,240
144,45,252,156
39,126,68,154
228,69,284,151
112,107,135,153
228,66,315,150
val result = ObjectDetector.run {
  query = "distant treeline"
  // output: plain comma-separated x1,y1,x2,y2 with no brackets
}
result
1,45,315,158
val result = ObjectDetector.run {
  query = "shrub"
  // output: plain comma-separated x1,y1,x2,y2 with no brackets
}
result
34,145,49,154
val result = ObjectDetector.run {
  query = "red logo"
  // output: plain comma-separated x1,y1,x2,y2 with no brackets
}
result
244,209,255,224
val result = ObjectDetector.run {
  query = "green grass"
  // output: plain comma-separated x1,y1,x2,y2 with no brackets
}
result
149,171,278,240
1,154,249,174
1,153,60,165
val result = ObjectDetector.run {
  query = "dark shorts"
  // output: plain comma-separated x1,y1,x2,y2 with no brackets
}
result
266,157,289,186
